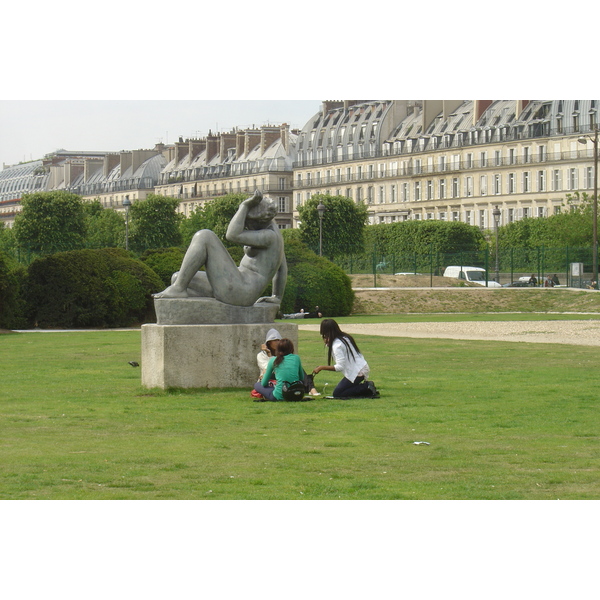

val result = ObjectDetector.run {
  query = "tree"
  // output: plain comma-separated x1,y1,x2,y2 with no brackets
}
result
298,194,369,259
13,191,87,255
83,200,126,249
180,193,246,247
128,195,183,254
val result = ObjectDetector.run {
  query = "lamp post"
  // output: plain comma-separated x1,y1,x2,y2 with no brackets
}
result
317,202,326,256
123,196,132,251
578,127,598,288
493,205,501,283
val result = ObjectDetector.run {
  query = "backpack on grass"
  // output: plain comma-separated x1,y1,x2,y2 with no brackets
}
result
282,380,306,402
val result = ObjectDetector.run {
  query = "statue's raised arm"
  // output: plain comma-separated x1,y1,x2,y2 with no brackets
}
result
153,190,286,307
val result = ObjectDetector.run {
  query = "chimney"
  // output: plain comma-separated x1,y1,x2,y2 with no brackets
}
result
322,100,344,117
103,153,120,177
260,126,280,155
65,162,83,187
189,138,206,161
280,123,290,152
473,100,493,123
206,133,219,162
83,158,102,182
175,140,188,164
244,129,261,155
219,132,237,161
236,130,246,158
516,100,530,119
120,151,132,176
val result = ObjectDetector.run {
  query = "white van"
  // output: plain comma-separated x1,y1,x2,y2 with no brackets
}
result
443,266,502,287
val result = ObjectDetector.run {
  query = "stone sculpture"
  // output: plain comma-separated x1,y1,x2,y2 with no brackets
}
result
152,190,286,324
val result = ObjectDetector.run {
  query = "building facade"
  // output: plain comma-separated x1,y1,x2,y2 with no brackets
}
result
293,100,599,229
153,124,298,228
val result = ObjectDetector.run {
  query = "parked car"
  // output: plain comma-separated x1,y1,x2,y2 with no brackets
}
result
443,266,502,287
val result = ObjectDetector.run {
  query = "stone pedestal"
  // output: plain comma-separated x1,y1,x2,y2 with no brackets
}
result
141,323,298,389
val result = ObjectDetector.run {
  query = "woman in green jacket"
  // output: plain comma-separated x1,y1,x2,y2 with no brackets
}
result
253,338,305,401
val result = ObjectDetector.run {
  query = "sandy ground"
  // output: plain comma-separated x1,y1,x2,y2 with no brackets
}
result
298,319,600,347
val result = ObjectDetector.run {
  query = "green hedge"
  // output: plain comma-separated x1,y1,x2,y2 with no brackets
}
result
0,252,28,329
24,248,163,328
280,233,354,317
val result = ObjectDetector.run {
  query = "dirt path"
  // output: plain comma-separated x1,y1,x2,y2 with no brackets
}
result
298,320,600,346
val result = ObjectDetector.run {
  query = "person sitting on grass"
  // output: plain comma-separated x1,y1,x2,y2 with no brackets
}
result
253,339,307,402
312,318,379,399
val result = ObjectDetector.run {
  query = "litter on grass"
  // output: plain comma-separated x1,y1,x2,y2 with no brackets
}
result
412,441,431,445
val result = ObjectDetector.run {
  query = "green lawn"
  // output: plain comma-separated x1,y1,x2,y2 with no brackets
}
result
1,322,599,500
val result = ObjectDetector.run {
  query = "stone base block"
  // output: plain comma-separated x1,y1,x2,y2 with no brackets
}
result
154,297,279,325
141,323,298,389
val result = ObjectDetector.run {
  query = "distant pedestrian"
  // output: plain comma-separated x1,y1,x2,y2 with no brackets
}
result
544,275,554,287
528,274,537,287
552,274,560,286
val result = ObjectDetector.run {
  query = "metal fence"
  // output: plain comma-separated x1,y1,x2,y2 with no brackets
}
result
334,246,598,288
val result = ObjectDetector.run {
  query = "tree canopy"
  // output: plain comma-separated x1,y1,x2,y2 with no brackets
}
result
298,194,368,259
13,191,87,255
128,195,183,253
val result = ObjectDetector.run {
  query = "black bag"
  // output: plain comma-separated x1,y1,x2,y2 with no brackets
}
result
282,380,306,402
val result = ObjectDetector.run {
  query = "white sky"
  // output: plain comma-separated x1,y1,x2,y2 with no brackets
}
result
0,100,320,166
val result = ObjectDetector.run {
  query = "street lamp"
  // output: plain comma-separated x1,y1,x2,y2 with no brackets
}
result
123,196,132,251
492,205,501,283
578,127,598,288
317,202,326,256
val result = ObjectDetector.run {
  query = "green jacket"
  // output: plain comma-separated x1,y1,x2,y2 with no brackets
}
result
262,354,305,401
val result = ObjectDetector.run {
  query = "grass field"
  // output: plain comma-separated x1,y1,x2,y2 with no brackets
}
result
2,318,599,500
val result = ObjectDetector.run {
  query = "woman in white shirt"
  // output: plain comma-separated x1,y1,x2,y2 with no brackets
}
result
313,319,379,398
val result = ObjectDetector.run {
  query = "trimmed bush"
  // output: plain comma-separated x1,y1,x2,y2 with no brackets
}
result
0,252,28,329
139,248,186,287
281,234,354,317
24,248,163,328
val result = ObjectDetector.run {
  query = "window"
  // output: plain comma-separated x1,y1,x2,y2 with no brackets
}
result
278,197,287,213
465,210,471,225
466,153,473,169
537,170,546,192
538,206,545,218
452,178,459,198
390,185,397,203
295,193,301,208
552,169,562,191
378,186,385,204
508,173,516,194
585,166,594,189
538,145,546,162
523,147,530,163
494,174,501,195
357,187,363,201
466,176,473,197
439,156,447,171
336,168,341,182
523,171,530,193
357,166,363,180
494,150,501,166
569,168,578,190
402,183,409,202
439,212,446,221
367,186,374,203
451,154,460,170
414,181,421,201
479,210,486,228
346,188,352,199
346,167,352,182
480,175,488,196
426,180,433,200
523,207,530,218
452,211,459,221
439,179,446,199
414,159,422,175
508,208,514,223
368,165,374,179
480,151,487,167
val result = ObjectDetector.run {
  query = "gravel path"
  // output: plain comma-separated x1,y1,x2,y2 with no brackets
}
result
298,319,600,346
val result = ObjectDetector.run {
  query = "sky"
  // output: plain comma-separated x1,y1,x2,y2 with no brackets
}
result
0,100,320,167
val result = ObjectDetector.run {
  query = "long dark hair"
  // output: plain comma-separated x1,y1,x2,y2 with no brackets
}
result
319,318,361,365
273,338,294,367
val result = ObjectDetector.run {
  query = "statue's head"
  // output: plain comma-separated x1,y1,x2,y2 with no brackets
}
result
246,195,277,229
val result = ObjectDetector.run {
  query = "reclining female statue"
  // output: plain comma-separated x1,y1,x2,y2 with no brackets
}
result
153,190,286,306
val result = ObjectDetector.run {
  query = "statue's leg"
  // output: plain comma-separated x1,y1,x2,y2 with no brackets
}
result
154,230,233,298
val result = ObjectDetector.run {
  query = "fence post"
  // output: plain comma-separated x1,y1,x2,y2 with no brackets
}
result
510,247,514,284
